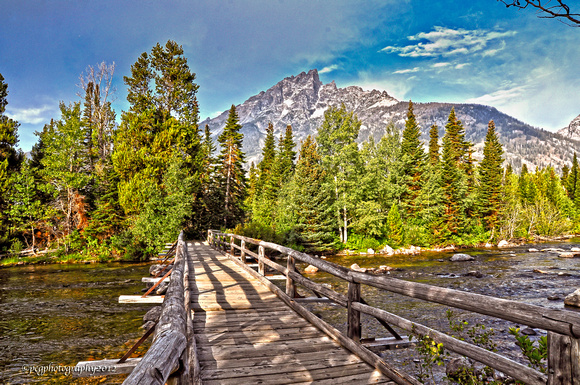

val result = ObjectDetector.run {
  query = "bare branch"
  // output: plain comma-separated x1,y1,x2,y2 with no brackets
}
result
499,0,580,26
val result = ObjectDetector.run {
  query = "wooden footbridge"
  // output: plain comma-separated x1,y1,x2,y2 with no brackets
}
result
76,231,580,385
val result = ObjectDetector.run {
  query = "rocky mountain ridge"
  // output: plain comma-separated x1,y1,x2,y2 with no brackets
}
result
558,114,580,142
201,69,580,172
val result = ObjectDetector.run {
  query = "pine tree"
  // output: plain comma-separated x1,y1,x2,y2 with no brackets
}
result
114,41,202,241
276,125,297,183
291,136,334,251
38,103,91,249
217,105,247,229
317,104,361,243
428,124,440,165
438,108,469,240
0,74,22,237
478,120,504,232
253,122,277,225
566,153,578,200
399,101,426,217
7,160,44,249
386,202,403,245
519,163,529,203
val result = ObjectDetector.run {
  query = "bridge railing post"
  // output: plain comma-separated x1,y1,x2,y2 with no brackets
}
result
258,246,265,276
229,236,235,257
347,281,361,343
240,240,246,264
547,331,580,384
286,255,297,298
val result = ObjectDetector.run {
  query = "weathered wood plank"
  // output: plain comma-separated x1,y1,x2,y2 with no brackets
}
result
74,358,141,377
123,232,188,385
351,271,580,338
202,362,387,385
547,331,580,385
220,246,417,385
352,302,547,385
201,355,367,380
119,295,164,304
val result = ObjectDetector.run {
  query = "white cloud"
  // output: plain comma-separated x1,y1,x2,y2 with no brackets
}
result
381,26,516,58
466,85,526,105
393,67,420,74
455,63,470,69
432,62,450,68
319,64,340,74
6,105,56,125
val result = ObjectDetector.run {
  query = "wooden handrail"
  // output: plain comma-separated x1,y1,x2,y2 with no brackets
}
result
208,229,580,385
124,231,191,385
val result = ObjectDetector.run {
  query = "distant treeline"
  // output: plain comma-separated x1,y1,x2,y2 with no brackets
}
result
0,40,578,261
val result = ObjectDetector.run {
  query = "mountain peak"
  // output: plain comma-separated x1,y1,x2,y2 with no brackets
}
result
201,70,579,171
558,114,580,141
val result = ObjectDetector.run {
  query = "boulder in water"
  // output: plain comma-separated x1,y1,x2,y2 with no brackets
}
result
559,252,575,258
350,263,367,272
497,240,510,248
450,253,474,262
304,265,319,274
565,289,580,307
380,245,394,255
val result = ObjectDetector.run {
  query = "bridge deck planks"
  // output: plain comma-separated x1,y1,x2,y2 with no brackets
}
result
187,242,394,384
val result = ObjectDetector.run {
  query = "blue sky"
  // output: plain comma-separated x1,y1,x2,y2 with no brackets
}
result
1,0,579,152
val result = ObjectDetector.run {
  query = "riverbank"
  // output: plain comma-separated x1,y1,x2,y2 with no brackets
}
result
0,252,150,268
336,234,579,257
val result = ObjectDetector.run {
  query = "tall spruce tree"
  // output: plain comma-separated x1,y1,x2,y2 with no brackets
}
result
114,40,202,241
566,153,578,200
253,122,277,225
291,136,334,251
276,125,297,182
478,120,504,232
0,74,22,239
217,105,246,229
399,101,425,217
428,124,440,165
317,105,361,243
438,108,469,240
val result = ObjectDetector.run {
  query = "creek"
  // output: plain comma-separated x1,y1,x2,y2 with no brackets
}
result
1,240,579,384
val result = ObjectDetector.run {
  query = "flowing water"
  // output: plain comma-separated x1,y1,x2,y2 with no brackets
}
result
1,241,580,384
0,262,151,384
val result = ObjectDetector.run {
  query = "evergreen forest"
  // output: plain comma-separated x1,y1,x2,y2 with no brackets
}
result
1,41,578,262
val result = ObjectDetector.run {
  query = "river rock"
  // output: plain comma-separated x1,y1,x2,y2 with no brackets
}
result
379,265,393,272
564,289,580,307
446,357,472,379
450,253,474,262
559,252,575,258
521,327,537,336
547,295,561,301
528,248,539,252
484,243,493,248
304,265,318,274
350,263,367,273
571,247,580,252
143,306,162,323
497,240,510,248
380,245,394,255
367,248,375,255
466,271,484,278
